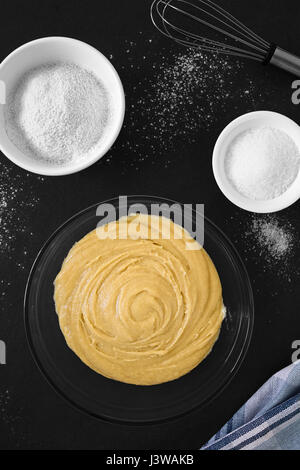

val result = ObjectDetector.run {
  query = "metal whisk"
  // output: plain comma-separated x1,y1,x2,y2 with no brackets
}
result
151,0,300,77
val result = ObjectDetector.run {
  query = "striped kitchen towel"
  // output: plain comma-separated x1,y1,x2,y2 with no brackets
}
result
201,361,300,450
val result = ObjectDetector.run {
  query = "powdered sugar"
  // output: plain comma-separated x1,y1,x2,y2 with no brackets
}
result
5,63,110,165
225,127,300,200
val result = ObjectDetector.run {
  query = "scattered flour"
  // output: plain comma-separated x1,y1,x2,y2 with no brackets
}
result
5,63,110,165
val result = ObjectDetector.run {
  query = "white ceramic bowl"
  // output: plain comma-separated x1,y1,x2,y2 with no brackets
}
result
0,37,125,176
213,111,300,213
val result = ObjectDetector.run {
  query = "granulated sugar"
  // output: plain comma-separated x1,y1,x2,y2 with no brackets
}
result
250,216,294,262
226,128,300,200
234,214,299,283
0,390,16,436
0,162,39,263
0,390,10,416
113,40,259,170
147,51,251,139
0,389,25,446
5,63,110,165
133,50,255,147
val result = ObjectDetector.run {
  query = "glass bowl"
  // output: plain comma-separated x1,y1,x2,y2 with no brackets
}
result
24,197,254,424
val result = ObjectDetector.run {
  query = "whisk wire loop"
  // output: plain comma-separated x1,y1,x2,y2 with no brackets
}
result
151,0,271,62
201,0,269,48
159,1,266,58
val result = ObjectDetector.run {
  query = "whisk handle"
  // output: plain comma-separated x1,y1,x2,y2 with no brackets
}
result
269,47,300,77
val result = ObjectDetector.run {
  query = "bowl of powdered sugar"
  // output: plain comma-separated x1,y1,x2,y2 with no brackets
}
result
0,37,125,175
213,111,300,213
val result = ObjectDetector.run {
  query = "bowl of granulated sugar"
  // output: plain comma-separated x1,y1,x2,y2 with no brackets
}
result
213,111,300,213
0,37,125,176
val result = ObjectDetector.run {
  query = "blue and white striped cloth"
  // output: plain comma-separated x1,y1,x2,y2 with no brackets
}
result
202,362,300,450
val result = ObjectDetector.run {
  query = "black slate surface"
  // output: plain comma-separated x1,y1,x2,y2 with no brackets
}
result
0,0,300,450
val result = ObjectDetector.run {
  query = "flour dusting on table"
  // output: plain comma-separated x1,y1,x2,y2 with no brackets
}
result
5,63,110,165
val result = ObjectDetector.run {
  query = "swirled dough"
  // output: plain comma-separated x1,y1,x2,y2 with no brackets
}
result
54,214,225,385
